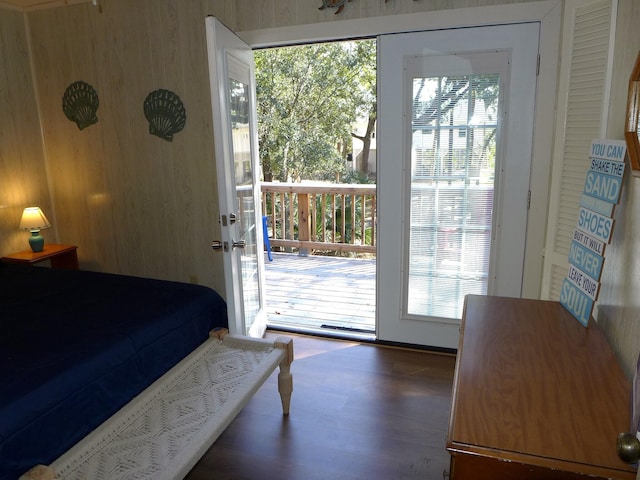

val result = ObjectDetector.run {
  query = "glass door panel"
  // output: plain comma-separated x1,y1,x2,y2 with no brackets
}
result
229,77,261,332
406,71,499,320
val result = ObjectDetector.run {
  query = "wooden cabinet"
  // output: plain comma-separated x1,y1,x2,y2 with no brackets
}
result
1,244,79,270
447,295,636,480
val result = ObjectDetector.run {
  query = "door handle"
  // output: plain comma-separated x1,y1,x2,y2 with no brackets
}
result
212,240,228,252
212,240,244,251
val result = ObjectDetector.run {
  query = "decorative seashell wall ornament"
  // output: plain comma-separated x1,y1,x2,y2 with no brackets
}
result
62,81,99,130
143,89,186,142
319,0,352,14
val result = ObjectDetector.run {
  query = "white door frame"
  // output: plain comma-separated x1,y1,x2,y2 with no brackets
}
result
240,1,561,301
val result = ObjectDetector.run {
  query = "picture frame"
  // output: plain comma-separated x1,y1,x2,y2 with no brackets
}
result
624,50,640,172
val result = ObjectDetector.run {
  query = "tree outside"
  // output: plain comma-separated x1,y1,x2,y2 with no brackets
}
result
255,40,377,184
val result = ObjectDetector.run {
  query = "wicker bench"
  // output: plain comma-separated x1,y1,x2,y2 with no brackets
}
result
20,330,293,480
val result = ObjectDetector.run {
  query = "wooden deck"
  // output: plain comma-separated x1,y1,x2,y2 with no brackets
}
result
264,252,376,339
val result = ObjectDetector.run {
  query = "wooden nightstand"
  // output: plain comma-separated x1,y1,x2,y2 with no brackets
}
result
1,244,79,270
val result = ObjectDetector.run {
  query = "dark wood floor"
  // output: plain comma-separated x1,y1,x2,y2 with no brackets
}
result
185,331,456,480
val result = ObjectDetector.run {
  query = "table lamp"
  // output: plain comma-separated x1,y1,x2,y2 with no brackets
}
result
19,207,51,252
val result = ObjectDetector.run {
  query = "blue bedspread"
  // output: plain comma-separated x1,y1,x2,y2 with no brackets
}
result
0,263,227,480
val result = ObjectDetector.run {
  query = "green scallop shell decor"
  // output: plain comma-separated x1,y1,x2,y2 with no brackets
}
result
143,89,186,142
62,81,99,130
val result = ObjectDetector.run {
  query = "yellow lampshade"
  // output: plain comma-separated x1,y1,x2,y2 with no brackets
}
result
19,207,51,252
19,207,51,231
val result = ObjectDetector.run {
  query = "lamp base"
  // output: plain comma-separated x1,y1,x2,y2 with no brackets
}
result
28,230,45,252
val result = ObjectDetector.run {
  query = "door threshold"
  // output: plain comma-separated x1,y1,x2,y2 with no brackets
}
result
267,325,456,355
267,323,376,342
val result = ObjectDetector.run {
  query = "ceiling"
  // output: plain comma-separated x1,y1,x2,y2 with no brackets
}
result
0,0,88,11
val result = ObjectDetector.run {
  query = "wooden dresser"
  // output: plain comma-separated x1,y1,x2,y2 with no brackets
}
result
447,295,636,480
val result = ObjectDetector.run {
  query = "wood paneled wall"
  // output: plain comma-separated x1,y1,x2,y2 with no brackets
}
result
24,0,235,294
235,0,538,31
0,8,53,255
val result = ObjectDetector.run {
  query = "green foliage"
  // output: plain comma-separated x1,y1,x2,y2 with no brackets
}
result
308,192,373,248
255,40,376,182
341,169,374,185
411,74,499,178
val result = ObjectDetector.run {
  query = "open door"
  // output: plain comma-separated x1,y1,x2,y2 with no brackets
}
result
206,17,267,337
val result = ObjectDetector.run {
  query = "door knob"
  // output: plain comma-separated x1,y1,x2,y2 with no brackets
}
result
617,432,640,463
232,239,246,249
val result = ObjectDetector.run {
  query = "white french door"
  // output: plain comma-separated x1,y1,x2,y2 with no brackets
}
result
206,17,267,337
377,24,540,348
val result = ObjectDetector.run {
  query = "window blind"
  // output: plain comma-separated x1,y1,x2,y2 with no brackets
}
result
407,73,498,319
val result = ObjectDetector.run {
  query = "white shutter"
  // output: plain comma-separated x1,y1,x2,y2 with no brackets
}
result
541,0,617,300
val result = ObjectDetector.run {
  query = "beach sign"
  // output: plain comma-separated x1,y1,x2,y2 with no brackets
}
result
560,139,627,326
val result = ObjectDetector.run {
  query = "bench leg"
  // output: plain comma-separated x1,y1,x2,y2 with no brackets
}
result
19,465,56,480
275,337,294,415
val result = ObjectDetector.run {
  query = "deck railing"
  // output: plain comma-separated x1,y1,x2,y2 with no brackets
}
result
260,182,377,255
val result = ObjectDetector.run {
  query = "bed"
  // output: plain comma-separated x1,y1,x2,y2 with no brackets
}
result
0,262,229,480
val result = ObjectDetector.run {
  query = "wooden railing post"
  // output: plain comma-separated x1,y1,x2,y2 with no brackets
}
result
298,193,310,256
